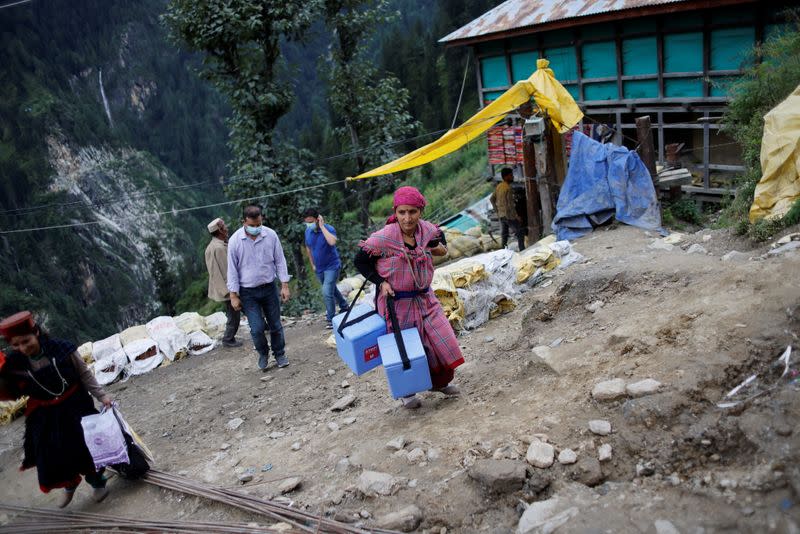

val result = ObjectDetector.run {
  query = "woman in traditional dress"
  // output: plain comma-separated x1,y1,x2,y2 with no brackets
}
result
0,311,113,507
355,186,464,409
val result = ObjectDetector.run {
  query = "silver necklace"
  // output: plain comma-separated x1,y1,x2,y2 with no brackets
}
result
27,358,68,397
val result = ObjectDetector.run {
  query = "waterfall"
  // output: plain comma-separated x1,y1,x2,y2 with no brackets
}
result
99,68,114,129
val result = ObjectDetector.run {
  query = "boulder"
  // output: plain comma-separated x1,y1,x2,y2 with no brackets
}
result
626,379,662,398
357,470,403,497
279,477,302,494
570,457,604,487
330,394,356,411
557,449,577,465
467,459,527,493
588,420,612,436
517,497,579,534
376,505,422,532
526,440,555,468
591,379,626,401
686,244,707,255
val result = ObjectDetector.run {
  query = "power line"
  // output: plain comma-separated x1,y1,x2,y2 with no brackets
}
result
0,0,33,9
0,179,348,235
0,127,452,218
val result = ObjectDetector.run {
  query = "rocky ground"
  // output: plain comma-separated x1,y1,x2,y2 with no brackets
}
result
1,224,800,533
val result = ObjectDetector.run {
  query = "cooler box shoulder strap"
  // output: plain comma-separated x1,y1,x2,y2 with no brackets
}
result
386,296,411,371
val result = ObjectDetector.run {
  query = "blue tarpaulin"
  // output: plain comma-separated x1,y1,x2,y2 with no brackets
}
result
552,131,664,241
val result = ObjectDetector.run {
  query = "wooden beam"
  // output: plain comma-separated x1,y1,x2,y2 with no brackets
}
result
522,137,542,243
635,116,658,181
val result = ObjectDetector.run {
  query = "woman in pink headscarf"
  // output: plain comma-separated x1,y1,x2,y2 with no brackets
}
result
354,186,464,409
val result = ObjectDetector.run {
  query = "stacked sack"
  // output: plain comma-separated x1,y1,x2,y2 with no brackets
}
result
434,227,502,265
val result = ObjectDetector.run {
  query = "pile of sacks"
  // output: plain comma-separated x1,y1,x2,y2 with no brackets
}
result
80,311,227,386
0,311,230,425
435,227,502,265
333,235,582,337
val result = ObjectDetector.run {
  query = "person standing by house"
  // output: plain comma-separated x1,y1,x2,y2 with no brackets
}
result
490,167,525,251
227,204,291,371
303,208,349,329
204,217,242,348
0,311,113,508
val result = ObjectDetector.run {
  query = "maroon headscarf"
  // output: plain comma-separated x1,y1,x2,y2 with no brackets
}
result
0,311,36,342
387,186,427,224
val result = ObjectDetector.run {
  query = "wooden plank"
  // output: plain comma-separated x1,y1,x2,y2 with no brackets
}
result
636,115,658,180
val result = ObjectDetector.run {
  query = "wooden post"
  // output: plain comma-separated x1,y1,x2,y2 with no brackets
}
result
522,136,542,243
635,115,657,183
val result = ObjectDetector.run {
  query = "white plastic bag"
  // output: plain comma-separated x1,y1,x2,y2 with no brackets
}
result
174,312,206,334
92,334,122,363
123,338,163,376
202,312,227,339
81,409,129,470
188,331,216,355
94,348,128,386
146,316,189,361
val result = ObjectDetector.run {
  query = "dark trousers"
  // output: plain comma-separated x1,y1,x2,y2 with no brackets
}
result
239,282,285,364
501,217,526,250
223,300,241,343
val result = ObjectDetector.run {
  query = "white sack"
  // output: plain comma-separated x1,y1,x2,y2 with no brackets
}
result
146,316,189,361
123,338,163,376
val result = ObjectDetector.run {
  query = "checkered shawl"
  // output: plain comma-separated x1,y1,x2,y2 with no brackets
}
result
360,221,464,372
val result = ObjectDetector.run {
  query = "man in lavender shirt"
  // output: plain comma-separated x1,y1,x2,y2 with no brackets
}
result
227,204,292,371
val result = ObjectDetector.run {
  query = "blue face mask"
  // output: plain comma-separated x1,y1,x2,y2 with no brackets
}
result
245,225,261,236
305,222,316,230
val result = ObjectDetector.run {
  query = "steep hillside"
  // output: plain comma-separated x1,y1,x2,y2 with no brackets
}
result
0,0,230,340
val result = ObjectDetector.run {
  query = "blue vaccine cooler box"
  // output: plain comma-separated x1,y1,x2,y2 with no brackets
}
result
332,304,386,375
377,327,432,399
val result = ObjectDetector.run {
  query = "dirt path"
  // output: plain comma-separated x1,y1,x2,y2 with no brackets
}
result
2,224,800,533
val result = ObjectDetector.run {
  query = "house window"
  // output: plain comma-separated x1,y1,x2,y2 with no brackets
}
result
544,46,578,81
511,51,538,82
622,36,658,98
480,56,509,89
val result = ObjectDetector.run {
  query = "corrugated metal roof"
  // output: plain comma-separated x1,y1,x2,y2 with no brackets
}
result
439,0,691,43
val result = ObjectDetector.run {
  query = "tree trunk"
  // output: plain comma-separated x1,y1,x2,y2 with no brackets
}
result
292,243,307,281
347,124,372,230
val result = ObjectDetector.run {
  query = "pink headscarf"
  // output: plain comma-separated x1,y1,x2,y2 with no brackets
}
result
387,186,427,224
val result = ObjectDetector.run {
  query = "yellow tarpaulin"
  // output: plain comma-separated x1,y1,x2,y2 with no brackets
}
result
350,59,583,180
750,84,800,222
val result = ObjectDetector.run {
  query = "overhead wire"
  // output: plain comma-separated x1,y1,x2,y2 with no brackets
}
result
0,0,33,9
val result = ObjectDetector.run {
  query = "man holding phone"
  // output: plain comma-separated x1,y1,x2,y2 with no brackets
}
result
303,208,349,329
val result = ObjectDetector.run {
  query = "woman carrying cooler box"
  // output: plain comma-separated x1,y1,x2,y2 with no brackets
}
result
354,186,465,409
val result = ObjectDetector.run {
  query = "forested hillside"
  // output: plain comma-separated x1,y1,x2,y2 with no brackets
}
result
0,0,231,340
0,0,497,341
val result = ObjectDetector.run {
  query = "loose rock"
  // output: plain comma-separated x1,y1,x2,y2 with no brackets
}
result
357,470,403,497
341,380,350,388
376,505,422,532
238,473,253,483
407,447,426,464
558,448,578,465
330,394,356,411
269,431,286,439
526,439,555,468
589,420,612,436
648,240,675,251
626,378,662,397
585,300,605,313
517,496,579,534
722,250,749,262
342,416,356,425
686,244,707,255
467,459,527,493
279,477,302,494
591,379,626,401
226,417,244,431
571,457,604,487
598,443,613,462
334,458,352,474
654,519,681,534
385,436,406,451
327,422,340,432
291,442,301,451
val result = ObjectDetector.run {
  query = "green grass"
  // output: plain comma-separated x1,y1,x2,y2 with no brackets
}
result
368,141,491,222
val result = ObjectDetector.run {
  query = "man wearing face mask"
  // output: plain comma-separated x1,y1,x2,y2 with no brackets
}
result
227,205,291,371
205,217,242,348
302,208,349,329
